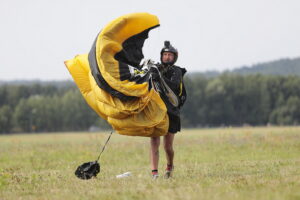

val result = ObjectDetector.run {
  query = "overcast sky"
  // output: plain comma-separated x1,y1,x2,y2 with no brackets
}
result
1,0,300,80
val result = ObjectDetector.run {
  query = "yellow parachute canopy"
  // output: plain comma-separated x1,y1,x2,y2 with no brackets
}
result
65,13,169,137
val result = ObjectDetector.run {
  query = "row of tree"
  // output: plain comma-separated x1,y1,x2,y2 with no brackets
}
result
182,74,300,127
1,74,300,133
0,84,109,133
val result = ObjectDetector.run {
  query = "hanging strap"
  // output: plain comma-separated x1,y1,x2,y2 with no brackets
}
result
96,131,113,162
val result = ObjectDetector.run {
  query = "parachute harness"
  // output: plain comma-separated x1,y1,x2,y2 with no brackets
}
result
146,60,179,107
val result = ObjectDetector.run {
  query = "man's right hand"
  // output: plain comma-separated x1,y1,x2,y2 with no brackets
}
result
149,65,160,81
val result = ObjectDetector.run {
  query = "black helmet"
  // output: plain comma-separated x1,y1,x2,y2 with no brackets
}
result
160,41,178,66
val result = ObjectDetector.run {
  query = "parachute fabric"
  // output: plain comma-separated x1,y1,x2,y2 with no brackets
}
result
65,13,169,137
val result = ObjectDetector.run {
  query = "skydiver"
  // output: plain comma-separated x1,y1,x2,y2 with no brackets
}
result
149,41,187,179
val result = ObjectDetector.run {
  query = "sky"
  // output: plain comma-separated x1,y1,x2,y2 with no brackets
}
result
0,0,300,80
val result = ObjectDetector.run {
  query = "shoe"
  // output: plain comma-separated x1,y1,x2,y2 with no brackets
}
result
152,174,159,180
164,165,174,179
152,169,159,180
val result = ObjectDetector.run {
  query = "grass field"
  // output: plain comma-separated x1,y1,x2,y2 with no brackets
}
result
0,127,300,200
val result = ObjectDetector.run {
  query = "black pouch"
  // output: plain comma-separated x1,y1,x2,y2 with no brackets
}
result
75,161,100,180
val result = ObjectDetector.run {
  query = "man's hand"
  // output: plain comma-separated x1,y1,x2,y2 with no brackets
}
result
149,65,160,81
140,59,155,69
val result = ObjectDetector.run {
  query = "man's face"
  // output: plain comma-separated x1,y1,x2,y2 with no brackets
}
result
162,52,175,64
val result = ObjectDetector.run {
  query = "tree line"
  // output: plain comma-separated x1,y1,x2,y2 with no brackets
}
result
1,74,300,134
0,83,110,133
182,74,300,127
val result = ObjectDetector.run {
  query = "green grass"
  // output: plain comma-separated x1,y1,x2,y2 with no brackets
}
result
1,127,300,200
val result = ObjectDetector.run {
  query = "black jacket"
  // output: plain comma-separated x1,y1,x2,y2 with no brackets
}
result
159,65,187,116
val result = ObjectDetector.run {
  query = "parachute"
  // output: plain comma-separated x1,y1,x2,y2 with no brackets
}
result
65,13,169,137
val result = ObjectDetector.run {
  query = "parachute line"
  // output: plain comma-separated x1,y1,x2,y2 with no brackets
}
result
96,131,113,162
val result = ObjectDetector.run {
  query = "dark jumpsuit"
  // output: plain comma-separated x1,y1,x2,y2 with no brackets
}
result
159,65,187,134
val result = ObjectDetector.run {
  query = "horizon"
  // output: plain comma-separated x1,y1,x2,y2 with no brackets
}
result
0,55,299,81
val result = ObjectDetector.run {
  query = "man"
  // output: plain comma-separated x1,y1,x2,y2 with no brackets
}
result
150,41,187,179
